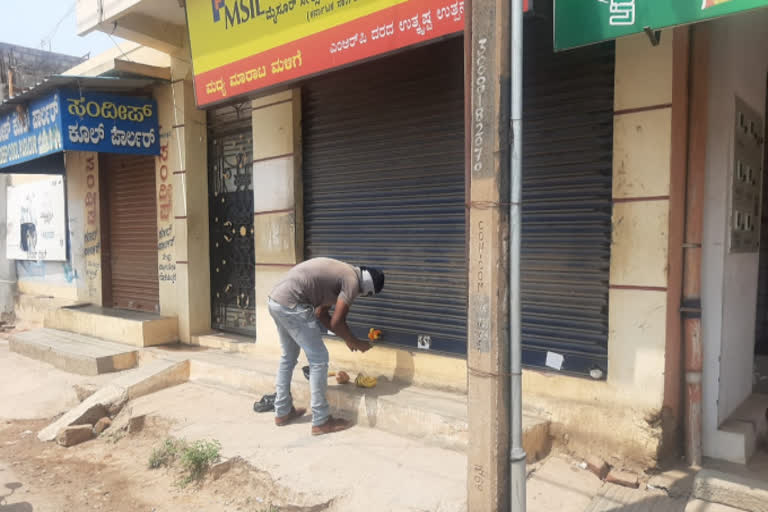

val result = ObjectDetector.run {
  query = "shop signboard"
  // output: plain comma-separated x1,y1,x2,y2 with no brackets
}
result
0,90,159,170
186,0,531,107
555,0,768,50
0,93,64,169
59,90,160,156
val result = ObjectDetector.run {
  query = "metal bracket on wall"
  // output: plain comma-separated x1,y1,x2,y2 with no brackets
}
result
644,27,662,46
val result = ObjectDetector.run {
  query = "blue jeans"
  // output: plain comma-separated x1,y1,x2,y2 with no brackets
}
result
267,298,330,426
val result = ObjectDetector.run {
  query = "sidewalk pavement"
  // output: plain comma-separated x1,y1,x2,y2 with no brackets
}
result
0,336,757,512
0,339,121,420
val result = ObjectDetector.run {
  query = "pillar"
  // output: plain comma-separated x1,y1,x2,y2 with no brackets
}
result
252,89,303,349
155,53,211,342
466,0,511,507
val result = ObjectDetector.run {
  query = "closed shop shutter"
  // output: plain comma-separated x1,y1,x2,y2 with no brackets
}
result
521,16,614,376
102,153,159,313
303,37,467,354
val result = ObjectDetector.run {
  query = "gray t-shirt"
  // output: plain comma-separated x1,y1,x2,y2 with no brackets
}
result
270,257,362,308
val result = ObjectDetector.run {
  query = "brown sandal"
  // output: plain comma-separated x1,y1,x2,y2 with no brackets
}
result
275,407,306,426
311,416,352,436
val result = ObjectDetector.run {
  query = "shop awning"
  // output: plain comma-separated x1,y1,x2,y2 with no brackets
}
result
0,75,163,172
555,0,768,51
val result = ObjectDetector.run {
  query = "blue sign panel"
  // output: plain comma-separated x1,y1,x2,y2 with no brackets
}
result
0,92,64,169
0,89,160,170
59,90,159,156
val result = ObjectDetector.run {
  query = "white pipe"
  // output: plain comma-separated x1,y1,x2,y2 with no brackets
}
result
509,0,526,509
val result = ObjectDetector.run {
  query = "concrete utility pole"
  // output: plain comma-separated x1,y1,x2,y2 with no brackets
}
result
466,0,524,507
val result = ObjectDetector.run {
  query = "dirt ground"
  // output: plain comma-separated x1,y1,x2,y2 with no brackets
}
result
0,416,330,512
0,336,466,512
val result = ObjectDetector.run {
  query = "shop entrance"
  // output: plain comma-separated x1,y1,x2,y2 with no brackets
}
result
207,102,256,336
99,153,160,313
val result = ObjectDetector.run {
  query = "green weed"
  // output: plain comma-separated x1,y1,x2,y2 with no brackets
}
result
178,439,222,487
148,438,185,469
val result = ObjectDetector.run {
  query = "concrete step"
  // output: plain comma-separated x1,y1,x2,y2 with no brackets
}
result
692,469,768,512
45,305,178,348
685,499,748,512
9,328,138,376
708,393,768,464
142,346,551,458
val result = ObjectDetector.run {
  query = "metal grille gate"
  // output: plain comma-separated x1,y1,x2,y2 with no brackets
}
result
303,37,467,354
208,102,256,336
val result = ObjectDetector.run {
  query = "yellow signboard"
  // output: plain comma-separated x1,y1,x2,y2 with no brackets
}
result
186,0,468,106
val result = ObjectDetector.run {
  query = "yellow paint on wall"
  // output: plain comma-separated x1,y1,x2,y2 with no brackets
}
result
610,200,670,288
252,99,295,160
614,30,674,111
17,281,78,301
607,288,668,402
613,108,673,199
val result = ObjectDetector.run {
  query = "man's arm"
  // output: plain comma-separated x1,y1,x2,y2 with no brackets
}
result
330,298,371,353
315,305,332,331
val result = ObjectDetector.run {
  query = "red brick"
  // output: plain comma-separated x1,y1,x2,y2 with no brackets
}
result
606,470,639,489
586,456,610,480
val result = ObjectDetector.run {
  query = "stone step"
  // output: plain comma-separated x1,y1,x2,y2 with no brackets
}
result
9,328,139,376
142,346,551,459
685,499,748,512
45,305,178,348
708,393,768,464
692,469,768,512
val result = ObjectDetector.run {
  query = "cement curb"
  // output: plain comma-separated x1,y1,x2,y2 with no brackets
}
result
692,469,768,512
144,347,551,458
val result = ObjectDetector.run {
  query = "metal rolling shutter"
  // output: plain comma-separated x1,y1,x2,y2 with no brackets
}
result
102,153,159,313
303,37,467,354
521,17,614,376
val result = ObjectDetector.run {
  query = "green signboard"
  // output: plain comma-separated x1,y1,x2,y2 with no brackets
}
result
555,0,768,50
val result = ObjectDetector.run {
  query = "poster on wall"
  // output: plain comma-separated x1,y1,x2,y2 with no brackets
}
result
186,0,530,107
554,0,768,50
5,177,67,261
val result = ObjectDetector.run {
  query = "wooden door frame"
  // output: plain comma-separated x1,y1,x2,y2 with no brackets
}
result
98,154,113,308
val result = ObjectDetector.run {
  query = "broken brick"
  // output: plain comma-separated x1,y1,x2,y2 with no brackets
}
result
586,456,610,480
606,470,639,489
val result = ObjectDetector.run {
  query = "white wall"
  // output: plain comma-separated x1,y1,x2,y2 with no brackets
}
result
702,9,768,456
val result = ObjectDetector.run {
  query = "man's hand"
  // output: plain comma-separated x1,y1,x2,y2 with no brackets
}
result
331,299,372,354
315,306,332,331
345,339,372,353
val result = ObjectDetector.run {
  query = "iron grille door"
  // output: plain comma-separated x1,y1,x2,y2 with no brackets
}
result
208,102,256,336
303,37,467,355
520,16,615,376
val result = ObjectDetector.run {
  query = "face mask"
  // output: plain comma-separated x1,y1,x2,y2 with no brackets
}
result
361,269,375,297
